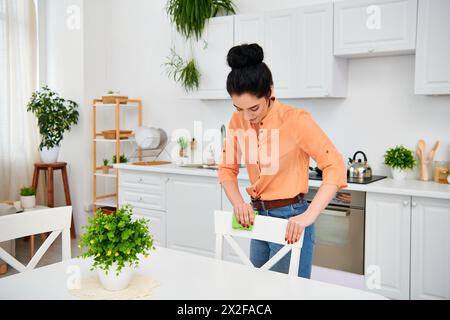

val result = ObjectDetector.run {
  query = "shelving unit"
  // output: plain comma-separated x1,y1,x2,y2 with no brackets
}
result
92,98,142,213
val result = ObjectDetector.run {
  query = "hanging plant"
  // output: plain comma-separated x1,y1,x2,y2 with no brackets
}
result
166,0,236,40
164,48,200,92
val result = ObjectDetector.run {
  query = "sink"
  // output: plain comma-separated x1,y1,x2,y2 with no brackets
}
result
179,163,219,170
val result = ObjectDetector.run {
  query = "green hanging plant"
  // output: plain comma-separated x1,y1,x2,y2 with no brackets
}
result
166,0,236,40
164,48,200,92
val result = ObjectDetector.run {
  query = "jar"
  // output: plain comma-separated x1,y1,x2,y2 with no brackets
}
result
433,161,450,184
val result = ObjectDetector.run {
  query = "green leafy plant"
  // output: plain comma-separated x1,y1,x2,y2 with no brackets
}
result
166,0,236,40
384,145,417,170
26,86,79,151
20,186,35,197
177,137,189,150
78,204,155,274
112,153,128,164
164,49,200,92
103,159,109,166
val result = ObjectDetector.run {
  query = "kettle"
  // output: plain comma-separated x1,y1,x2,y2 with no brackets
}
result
347,151,372,179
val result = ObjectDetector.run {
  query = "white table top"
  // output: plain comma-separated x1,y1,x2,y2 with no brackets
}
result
0,246,386,300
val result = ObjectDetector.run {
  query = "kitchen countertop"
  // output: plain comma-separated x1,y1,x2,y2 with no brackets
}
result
114,163,450,200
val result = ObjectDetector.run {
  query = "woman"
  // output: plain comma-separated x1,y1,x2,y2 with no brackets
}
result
218,44,348,279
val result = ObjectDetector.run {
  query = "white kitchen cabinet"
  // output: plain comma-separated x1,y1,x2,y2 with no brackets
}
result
166,175,222,257
264,9,299,99
411,196,450,300
234,13,264,47
132,208,167,248
297,3,347,97
187,16,234,100
365,192,411,300
414,0,450,95
221,179,252,264
334,0,417,57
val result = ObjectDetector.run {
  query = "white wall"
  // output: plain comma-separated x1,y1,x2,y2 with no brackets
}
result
40,0,450,233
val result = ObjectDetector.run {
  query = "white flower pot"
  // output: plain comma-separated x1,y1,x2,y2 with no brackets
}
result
391,167,407,180
40,146,60,163
97,263,133,291
20,195,36,209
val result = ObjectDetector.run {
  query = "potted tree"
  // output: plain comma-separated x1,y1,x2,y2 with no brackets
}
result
20,186,36,209
384,145,417,180
78,204,155,291
27,86,79,163
102,159,110,174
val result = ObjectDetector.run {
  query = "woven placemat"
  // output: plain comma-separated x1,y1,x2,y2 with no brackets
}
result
68,274,159,300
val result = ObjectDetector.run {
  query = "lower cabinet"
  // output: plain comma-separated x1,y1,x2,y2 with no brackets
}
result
366,192,450,300
166,175,222,258
411,197,450,300
131,207,167,248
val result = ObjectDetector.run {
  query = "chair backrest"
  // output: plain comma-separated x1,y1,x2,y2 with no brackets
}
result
214,210,304,277
0,206,72,273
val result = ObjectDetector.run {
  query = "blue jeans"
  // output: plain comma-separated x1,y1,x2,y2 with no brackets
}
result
250,200,316,279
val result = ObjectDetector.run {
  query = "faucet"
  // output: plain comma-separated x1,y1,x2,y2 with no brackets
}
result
220,124,226,151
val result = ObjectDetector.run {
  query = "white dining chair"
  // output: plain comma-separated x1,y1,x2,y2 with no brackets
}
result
0,206,72,273
214,210,304,277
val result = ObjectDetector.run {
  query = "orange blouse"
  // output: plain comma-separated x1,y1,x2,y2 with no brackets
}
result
218,99,348,200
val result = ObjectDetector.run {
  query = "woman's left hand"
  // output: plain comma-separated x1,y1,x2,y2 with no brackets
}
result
285,212,315,244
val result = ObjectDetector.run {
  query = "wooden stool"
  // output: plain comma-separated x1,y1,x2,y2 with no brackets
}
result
30,162,76,257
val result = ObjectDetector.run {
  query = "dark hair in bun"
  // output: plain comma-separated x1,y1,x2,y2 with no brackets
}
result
226,43,273,98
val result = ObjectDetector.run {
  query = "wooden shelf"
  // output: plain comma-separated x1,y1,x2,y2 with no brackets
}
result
92,97,142,213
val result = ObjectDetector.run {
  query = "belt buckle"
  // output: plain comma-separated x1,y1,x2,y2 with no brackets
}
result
252,198,266,211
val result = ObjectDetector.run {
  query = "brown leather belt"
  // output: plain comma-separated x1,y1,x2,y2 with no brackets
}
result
251,193,305,210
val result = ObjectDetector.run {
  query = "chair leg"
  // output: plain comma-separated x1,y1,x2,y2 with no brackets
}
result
61,166,76,239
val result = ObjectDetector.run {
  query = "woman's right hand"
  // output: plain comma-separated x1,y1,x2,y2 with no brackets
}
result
233,202,255,228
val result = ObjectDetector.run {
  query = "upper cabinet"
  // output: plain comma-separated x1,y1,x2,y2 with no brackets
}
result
414,0,450,95
234,4,348,99
264,9,299,98
297,3,347,98
234,13,264,46
187,16,234,100
334,0,418,57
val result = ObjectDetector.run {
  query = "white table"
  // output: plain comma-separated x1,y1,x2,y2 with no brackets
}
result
0,247,386,300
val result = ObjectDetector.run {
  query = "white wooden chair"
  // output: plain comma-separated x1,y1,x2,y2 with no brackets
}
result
214,210,304,277
0,206,72,273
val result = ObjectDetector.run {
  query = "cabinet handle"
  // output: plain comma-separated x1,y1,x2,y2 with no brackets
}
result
139,197,143,201
138,178,143,183
368,47,375,53
412,202,417,207
324,92,330,97
403,200,409,206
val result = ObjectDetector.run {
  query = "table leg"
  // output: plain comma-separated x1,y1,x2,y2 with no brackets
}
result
47,168,54,208
30,234,35,258
31,166,39,192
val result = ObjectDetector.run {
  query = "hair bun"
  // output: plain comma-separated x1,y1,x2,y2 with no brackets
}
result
227,43,264,69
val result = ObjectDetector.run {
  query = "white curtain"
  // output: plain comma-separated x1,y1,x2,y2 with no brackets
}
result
0,0,39,200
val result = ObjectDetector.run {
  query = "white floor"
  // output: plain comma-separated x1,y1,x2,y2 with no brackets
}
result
0,235,82,279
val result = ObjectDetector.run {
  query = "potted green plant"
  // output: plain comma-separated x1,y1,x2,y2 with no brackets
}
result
78,204,155,291
102,159,110,174
112,153,128,164
20,186,36,209
27,86,79,163
384,145,417,180
177,137,189,158
164,49,200,92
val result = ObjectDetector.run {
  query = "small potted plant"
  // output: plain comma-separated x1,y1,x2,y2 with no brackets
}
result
78,204,155,291
102,159,110,174
112,153,128,164
384,145,417,180
20,187,36,209
177,137,188,158
27,86,79,163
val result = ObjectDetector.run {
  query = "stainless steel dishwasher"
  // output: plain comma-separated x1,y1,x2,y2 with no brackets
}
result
305,187,366,275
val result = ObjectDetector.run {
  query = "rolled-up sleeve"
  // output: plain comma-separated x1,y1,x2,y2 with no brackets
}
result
296,111,348,190
218,117,240,184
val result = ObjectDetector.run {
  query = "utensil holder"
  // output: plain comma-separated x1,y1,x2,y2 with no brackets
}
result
419,159,430,181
